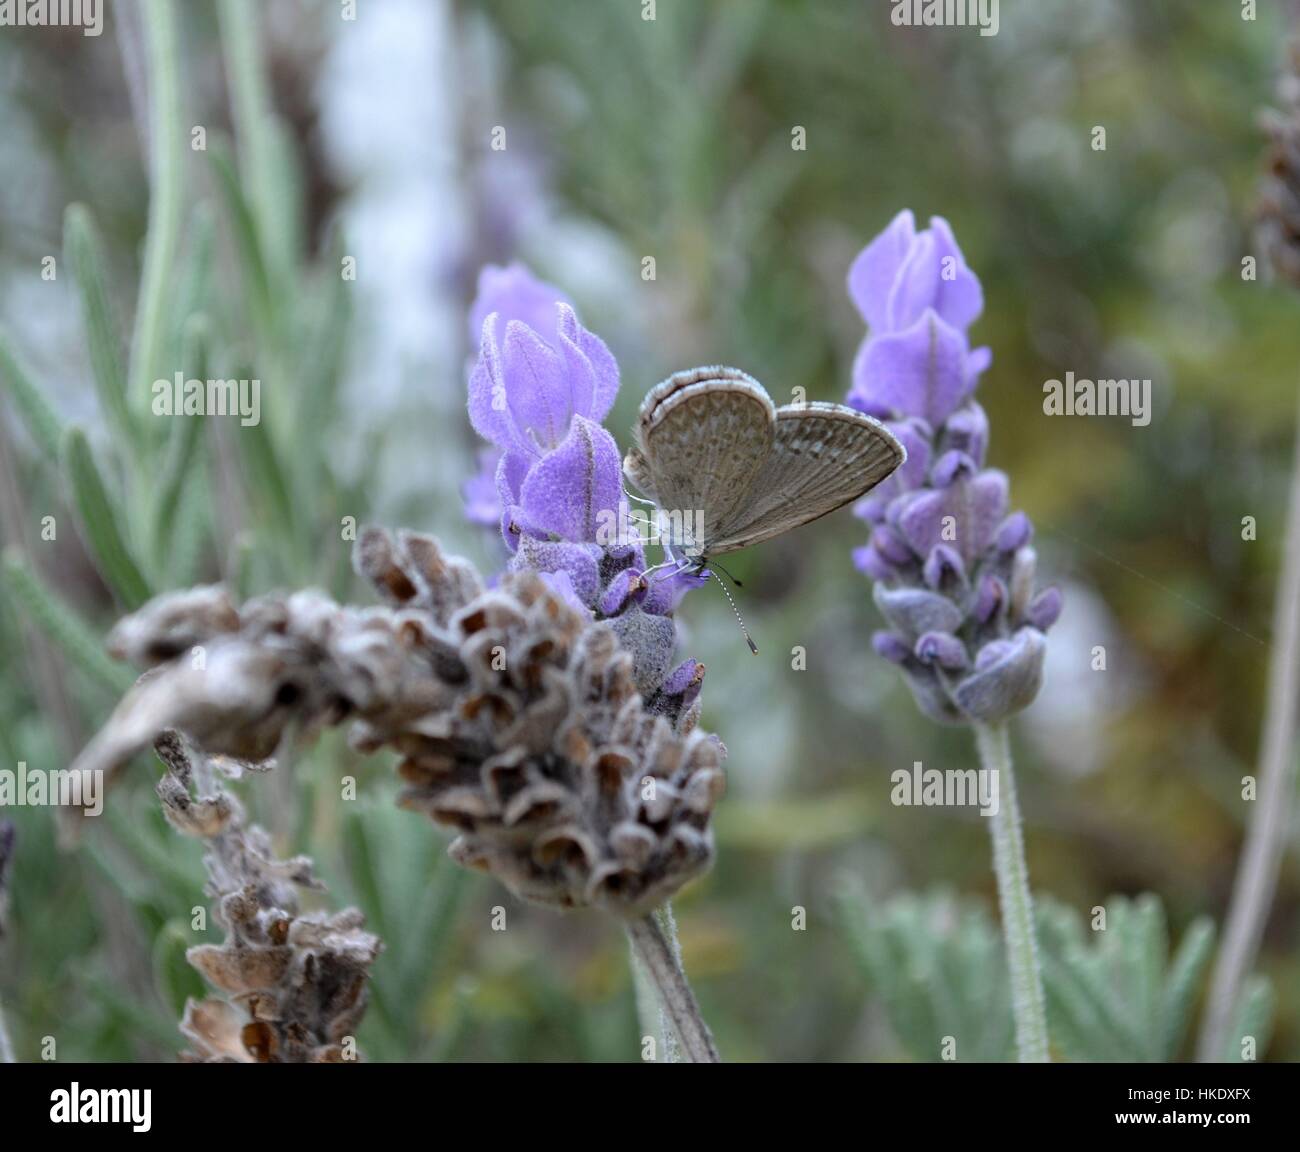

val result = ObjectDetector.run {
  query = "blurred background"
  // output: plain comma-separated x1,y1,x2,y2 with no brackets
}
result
0,0,1298,1061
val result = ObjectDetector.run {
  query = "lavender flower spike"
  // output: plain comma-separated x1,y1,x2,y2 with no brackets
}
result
848,215,1059,725
463,262,705,699
848,212,1056,1063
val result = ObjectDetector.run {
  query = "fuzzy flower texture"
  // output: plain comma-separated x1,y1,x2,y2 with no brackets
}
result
463,264,706,700
847,212,1060,724
72,529,723,918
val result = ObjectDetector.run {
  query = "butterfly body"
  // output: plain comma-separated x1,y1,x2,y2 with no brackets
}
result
624,366,905,560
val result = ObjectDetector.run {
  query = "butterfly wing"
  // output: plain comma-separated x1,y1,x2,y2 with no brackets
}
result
630,367,776,549
707,402,904,554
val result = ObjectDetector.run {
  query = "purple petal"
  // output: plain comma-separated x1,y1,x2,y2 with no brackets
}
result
942,402,989,466
927,216,984,330
930,450,977,489
888,230,941,331
495,449,530,509
923,544,966,591
639,564,706,614
996,511,1033,553
557,304,620,423
915,631,969,670
502,320,573,455
470,263,572,348
872,524,913,565
898,468,1008,563
519,417,623,543
974,574,1007,624
853,543,896,582
953,627,1047,722
1026,586,1062,631
467,314,513,450
872,630,912,664
463,447,502,527
600,569,637,615
873,584,964,639
853,311,974,426
847,209,917,330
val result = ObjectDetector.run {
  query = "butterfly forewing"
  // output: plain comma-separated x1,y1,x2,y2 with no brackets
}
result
706,402,904,554
634,368,776,549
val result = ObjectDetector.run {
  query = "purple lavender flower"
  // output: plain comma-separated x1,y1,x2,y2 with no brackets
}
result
848,213,1060,725
463,262,703,695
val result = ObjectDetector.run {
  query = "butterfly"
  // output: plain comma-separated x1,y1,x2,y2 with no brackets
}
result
623,365,905,608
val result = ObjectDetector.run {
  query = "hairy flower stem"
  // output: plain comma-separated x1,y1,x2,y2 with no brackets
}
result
625,909,719,1063
629,936,679,1062
1198,402,1300,1061
975,721,1050,1062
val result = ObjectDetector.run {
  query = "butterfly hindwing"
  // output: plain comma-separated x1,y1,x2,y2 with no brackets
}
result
707,402,904,554
633,368,776,548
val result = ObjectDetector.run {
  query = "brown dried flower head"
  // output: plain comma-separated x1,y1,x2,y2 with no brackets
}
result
73,529,726,917
154,733,380,1063
353,528,727,916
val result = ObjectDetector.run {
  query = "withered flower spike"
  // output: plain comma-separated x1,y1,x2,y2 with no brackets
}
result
159,733,380,1063
79,529,725,918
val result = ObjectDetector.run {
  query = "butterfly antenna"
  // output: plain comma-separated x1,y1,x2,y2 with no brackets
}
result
707,569,758,655
707,559,744,588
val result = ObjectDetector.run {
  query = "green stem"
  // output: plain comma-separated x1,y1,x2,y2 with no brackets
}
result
624,906,718,1063
1198,399,1300,1060
628,904,683,1062
974,721,1050,1062
0,996,14,1062
130,0,184,432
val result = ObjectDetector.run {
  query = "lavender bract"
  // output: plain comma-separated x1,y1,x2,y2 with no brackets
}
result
463,263,704,696
848,211,1060,725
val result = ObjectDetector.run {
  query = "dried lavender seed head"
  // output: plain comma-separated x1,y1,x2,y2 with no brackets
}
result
74,529,726,918
157,734,379,1063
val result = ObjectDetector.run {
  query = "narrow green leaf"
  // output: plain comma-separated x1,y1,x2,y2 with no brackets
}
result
1160,917,1214,1059
129,0,185,427
65,205,132,443
209,142,275,340
169,202,217,368
151,316,209,568
264,113,306,284
61,427,152,609
1223,975,1273,1063
0,329,63,461
0,550,134,694
298,231,353,434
